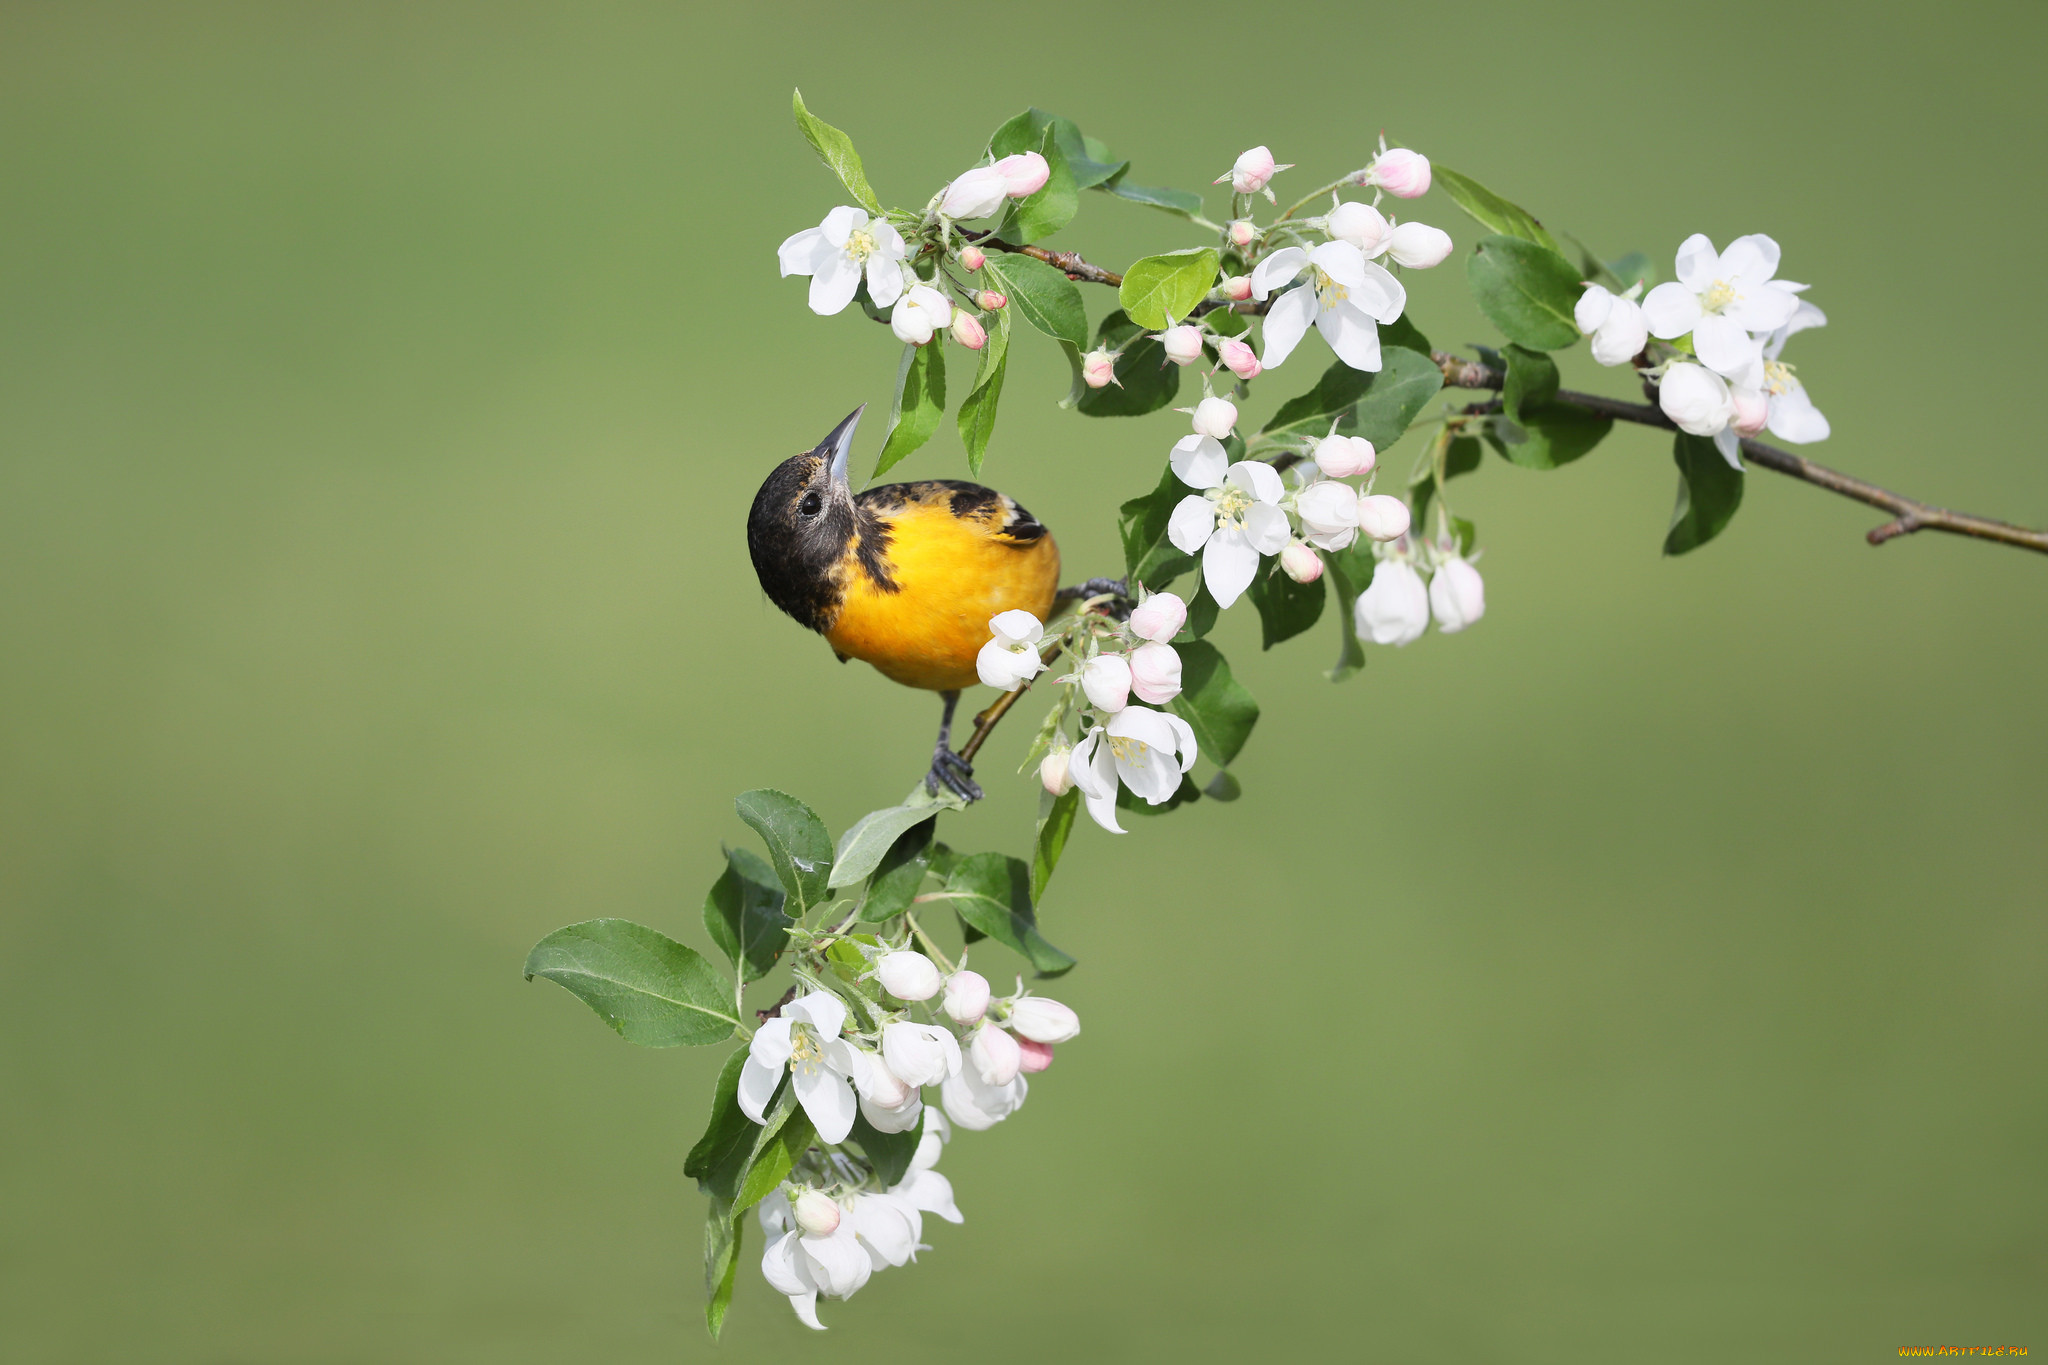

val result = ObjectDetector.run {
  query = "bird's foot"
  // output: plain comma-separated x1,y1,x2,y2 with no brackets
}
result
925,745,983,803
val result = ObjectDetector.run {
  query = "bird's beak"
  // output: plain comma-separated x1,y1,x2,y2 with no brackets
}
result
816,404,865,491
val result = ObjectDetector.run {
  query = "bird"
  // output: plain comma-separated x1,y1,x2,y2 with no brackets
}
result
746,404,1062,801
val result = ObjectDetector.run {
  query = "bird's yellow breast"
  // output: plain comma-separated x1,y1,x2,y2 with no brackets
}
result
826,495,1060,692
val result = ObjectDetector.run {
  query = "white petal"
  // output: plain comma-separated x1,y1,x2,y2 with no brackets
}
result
786,1291,825,1330
1170,434,1228,489
1082,654,1132,713
1724,282,1798,334
820,206,867,247
989,608,1044,645
860,1090,924,1133
1242,501,1291,555
1224,459,1284,504
786,991,846,1038
1693,314,1763,379
1308,239,1367,290
1719,233,1780,283
1349,260,1407,324
1589,299,1649,366
1166,495,1218,555
891,1168,964,1224
777,227,827,278
976,639,1034,690
821,1037,869,1088
798,1222,871,1298
1069,730,1125,834
1767,388,1830,444
809,253,862,316
865,257,904,309
1159,710,1199,771
869,219,906,263
1574,283,1615,336
1713,425,1744,470
1673,233,1719,292
1385,221,1453,269
737,1055,783,1124
1201,524,1261,608
1640,281,1701,339
1259,285,1316,369
793,1065,857,1144
1250,247,1308,302
1317,300,1383,372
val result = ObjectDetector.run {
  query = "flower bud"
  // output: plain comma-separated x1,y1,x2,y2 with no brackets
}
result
1295,480,1360,549
1657,362,1734,437
1731,385,1769,437
1081,653,1132,713
1280,541,1324,584
950,313,988,350
977,290,1007,311
1081,347,1119,388
1365,148,1431,199
1190,396,1238,440
1217,145,1281,194
1039,746,1073,796
793,1189,842,1238
969,1023,1022,1086
1221,274,1253,301
856,1053,912,1110
1312,433,1376,478
1007,996,1080,1044
875,950,942,1002
1218,336,1261,379
1128,642,1182,705
1386,221,1453,269
1429,556,1486,633
890,284,952,346
941,165,1010,220
1357,493,1412,542
1327,201,1391,256
883,1020,961,1087
1159,325,1203,366
1356,560,1429,646
993,150,1050,198
1226,219,1256,248
1128,591,1186,643
1016,1037,1054,1073
942,970,990,1025
959,244,986,271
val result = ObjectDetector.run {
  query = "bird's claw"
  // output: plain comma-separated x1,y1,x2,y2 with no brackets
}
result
925,746,983,803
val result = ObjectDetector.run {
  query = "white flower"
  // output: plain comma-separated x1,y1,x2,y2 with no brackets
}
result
1386,221,1453,269
1128,642,1182,705
1158,325,1204,366
1128,592,1186,643
1658,361,1735,439
1356,560,1429,646
1215,145,1291,194
891,1167,964,1224
1356,493,1412,542
882,1020,962,1089
993,151,1049,198
1574,282,1649,367
1165,448,1291,608
1641,234,1802,380
1294,479,1360,551
1251,241,1406,372
1429,557,1485,633
941,970,990,1025
1081,653,1132,712
761,1214,870,1330
940,165,1011,220
1311,433,1376,478
890,284,953,345
1069,705,1199,834
739,992,863,1144
1327,201,1391,256
849,1191,923,1270
1280,542,1324,583
1188,396,1238,440
1006,996,1080,1043
976,610,1046,689
1364,148,1431,199
1761,300,1830,445
852,1051,923,1134
875,950,941,1001
778,206,908,317
967,1023,1022,1086
939,1064,1027,1131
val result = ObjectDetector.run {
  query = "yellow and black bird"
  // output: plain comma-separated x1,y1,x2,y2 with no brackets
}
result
747,405,1066,801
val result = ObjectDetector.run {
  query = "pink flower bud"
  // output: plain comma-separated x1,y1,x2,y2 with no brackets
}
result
1016,1037,1054,1073
943,970,991,1025
1128,591,1187,643
1731,386,1769,437
1313,434,1376,478
1128,642,1182,704
1357,493,1412,542
1218,337,1261,379
1216,145,1282,194
977,290,1006,311
1159,325,1203,366
1365,148,1431,199
1280,542,1324,584
951,313,988,350
1039,746,1073,796
1081,347,1119,389
876,950,942,1002
1007,996,1080,1043
1221,274,1253,301
1227,219,1256,248
994,150,1050,198
1429,556,1485,633
969,1023,1022,1086
959,245,986,271
941,165,1011,220
793,1189,842,1238
1189,396,1238,440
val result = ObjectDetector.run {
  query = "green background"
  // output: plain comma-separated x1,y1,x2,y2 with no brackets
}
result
4,3,2043,1360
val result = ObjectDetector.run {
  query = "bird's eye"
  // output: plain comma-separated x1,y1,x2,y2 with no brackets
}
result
799,492,823,518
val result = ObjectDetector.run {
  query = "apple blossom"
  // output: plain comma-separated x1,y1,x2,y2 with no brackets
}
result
950,313,988,350
761,1212,871,1330
1166,447,1291,608
1159,324,1204,365
739,991,865,1144
882,1019,962,1088
1356,493,1412,542
778,206,908,316
1356,559,1430,645
1327,200,1392,256
940,1065,1026,1131
793,1189,842,1238
1215,145,1292,194
967,1022,1022,1086
1017,1038,1054,1073
1128,641,1182,704
1386,221,1454,269
993,150,1050,198
1313,432,1376,478
1081,347,1119,388
1069,705,1199,833
1657,361,1735,439
976,610,1046,689
875,950,942,1002
940,165,1011,220
1280,541,1324,584
850,1190,923,1270
1222,274,1253,302
1574,282,1650,367
1218,337,1261,379
1039,745,1074,796
1188,396,1238,440
1364,148,1431,198
1429,556,1485,632
941,969,991,1025
1251,240,1406,372
1295,479,1361,550
977,289,1006,311
890,284,952,345
1081,652,1132,712
1760,301,1830,445
1641,233,1802,380
1227,219,1257,248
958,244,986,271
1006,997,1080,1043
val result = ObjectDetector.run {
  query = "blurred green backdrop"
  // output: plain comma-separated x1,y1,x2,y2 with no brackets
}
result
3,2,2044,1360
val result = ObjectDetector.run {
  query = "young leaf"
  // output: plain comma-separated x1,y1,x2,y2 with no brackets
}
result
980,252,1088,351
1168,641,1258,766
999,123,1079,245
944,852,1075,976
1118,248,1220,330
1501,344,1559,420
1259,346,1443,448
523,919,738,1046
734,788,834,917
705,1212,742,1339
831,795,945,888
1468,235,1583,351
1076,309,1180,417
1117,462,1198,589
1666,431,1744,555
1098,168,1204,219
1432,165,1562,255
859,816,936,922
874,342,947,479
702,845,791,983
1486,405,1613,470
1247,563,1326,649
790,89,882,216
850,1109,923,1189
957,306,1010,474
736,1105,815,1218
1031,786,1080,904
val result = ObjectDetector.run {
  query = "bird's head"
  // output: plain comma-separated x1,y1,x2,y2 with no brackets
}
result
747,404,866,632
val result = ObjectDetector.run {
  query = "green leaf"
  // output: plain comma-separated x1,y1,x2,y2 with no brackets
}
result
1467,235,1583,351
790,89,882,216
1501,344,1559,421
1116,773,1201,816
734,788,833,917
705,1212,741,1339
980,252,1087,351
999,123,1080,245
859,816,936,923
1432,164,1561,254
830,795,946,888
1451,515,1477,557
1247,563,1326,649
736,1108,814,1218
874,342,947,479
1031,786,1080,904
1259,346,1444,449
1076,309,1180,418
1172,579,1220,642
1169,640,1258,766
850,1109,923,1189
523,919,738,1046
702,845,791,983
1379,312,1434,359
943,852,1075,976
1665,431,1744,555
1098,168,1204,219
956,305,1009,474
1118,248,1219,330
1117,462,1197,589
1486,405,1613,470
1322,539,1375,682
684,1049,757,1197
925,841,959,880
